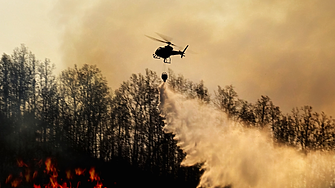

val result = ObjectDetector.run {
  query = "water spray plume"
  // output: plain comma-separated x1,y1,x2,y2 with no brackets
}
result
159,83,335,188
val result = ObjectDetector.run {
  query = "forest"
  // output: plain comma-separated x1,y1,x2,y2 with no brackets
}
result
1,45,335,187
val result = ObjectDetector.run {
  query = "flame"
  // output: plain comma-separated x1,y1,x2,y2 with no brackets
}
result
66,169,73,180
5,158,106,188
11,178,21,187
94,182,103,188
75,168,86,176
17,158,28,167
24,168,31,182
89,167,104,188
45,158,53,173
33,170,38,179
89,167,98,181
5,174,13,184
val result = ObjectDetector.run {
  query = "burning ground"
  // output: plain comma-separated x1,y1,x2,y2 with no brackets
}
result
4,158,104,188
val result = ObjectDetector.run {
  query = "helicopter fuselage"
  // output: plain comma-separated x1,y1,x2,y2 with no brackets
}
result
146,33,188,64
153,45,187,63
154,45,183,59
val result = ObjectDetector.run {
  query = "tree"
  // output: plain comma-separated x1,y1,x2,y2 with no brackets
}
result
288,106,335,152
58,64,111,156
0,45,45,178
0,45,40,155
109,69,164,167
35,58,59,150
253,95,281,128
0,53,11,119
238,99,256,126
272,114,297,147
167,69,210,103
194,80,210,103
313,112,335,151
213,85,239,119
296,106,316,153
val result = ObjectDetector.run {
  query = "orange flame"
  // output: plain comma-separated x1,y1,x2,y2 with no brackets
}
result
5,158,106,188
17,158,28,167
75,168,86,176
89,167,97,181
94,182,103,188
33,170,38,179
5,174,12,184
11,178,21,188
66,169,73,180
24,168,31,182
45,158,52,173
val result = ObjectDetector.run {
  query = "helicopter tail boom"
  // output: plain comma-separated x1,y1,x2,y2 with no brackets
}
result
181,45,189,58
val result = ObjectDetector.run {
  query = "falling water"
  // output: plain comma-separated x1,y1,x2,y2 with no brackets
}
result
159,83,335,188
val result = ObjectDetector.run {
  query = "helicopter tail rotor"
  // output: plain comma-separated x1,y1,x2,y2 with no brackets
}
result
181,45,189,58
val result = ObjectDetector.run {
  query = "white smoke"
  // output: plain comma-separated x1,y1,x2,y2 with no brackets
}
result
159,83,335,188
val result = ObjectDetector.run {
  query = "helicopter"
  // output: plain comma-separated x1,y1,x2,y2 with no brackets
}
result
146,33,189,64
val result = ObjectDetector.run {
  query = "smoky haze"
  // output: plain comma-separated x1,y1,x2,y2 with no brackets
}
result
54,0,335,115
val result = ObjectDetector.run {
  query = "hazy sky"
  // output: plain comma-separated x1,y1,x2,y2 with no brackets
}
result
1,0,335,115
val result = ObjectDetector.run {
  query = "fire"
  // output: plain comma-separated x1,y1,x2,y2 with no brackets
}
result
89,167,99,182
75,168,86,176
66,170,72,180
17,159,28,168
10,178,21,188
94,182,103,188
44,158,53,173
24,168,32,182
33,171,38,179
5,174,13,184
4,158,106,188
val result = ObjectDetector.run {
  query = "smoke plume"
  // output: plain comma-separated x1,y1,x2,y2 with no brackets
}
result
159,83,335,188
52,0,335,115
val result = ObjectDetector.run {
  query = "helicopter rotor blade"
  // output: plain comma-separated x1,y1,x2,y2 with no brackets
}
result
145,35,167,44
155,33,173,43
146,35,176,46
155,33,177,46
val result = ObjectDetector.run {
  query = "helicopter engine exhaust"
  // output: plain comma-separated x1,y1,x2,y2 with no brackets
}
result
161,72,168,82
